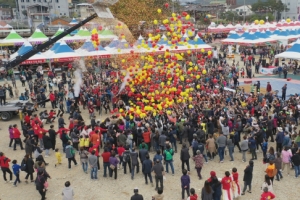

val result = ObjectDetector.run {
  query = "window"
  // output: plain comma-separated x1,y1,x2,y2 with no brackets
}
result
21,5,25,9
26,0,29,2
58,6,60,8
21,0,24,2
64,13,66,15
60,13,62,15
44,0,46,2
33,0,36,2
38,0,41,2
56,0,59,2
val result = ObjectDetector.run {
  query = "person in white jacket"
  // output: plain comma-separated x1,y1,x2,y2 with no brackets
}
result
62,181,74,200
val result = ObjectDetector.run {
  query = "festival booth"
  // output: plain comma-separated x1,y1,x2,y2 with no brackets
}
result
48,41,80,62
28,29,48,44
275,40,300,59
235,31,277,46
9,41,33,60
0,30,25,46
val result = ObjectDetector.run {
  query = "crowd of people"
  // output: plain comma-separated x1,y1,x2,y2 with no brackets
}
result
0,45,300,200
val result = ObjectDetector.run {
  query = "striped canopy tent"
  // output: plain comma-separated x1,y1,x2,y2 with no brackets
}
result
275,39,300,59
157,34,169,45
0,30,25,46
28,28,48,44
221,31,243,44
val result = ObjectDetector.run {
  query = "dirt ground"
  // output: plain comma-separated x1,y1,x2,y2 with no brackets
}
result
0,54,299,200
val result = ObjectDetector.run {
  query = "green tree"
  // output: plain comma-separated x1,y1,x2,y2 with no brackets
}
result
251,0,289,20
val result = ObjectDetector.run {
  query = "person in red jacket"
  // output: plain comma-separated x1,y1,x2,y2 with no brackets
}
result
101,148,111,177
13,124,24,150
143,130,151,150
24,112,31,124
0,152,13,182
189,188,198,200
49,91,56,109
117,145,125,169
260,187,275,200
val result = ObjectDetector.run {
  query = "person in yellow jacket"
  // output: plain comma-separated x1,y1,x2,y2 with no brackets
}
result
55,148,62,167
79,136,85,148
84,135,90,150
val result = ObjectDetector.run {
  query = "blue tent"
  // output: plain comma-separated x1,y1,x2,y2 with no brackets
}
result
289,29,297,36
277,30,288,37
157,34,169,45
241,31,250,38
50,41,61,51
254,31,269,39
17,41,33,55
265,29,272,35
134,35,145,46
54,42,74,54
106,38,131,49
227,32,241,39
243,33,258,40
80,40,106,52
273,29,281,35
286,43,300,52
189,35,205,45
297,29,300,35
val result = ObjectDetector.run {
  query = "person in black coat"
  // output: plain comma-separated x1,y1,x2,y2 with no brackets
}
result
42,133,52,157
35,170,47,200
180,143,190,171
22,154,35,182
142,154,153,186
130,188,144,200
48,125,57,150
207,117,214,135
241,160,254,195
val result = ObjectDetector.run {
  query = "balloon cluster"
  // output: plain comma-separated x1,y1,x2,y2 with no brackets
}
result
91,28,100,50
254,19,265,25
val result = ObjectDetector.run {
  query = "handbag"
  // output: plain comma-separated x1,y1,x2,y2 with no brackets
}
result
44,181,49,189
110,164,115,170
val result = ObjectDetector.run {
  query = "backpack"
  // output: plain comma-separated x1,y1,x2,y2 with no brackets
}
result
21,160,26,171
124,152,131,162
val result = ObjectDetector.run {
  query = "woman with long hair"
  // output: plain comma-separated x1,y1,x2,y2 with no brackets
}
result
261,174,274,193
201,180,213,200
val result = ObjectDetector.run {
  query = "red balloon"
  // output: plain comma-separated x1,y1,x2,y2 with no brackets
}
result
165,3,169,8
98,26,102,31
214,89,218,94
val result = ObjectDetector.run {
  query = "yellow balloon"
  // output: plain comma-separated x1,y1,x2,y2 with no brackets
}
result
201,48,205,53
153,20,158,25
208,50,212,55
196,85,200,89
189,105,193,108
254,20,259,24
157,9,162,13
259,20,264,25
286,18,291,23
119,108,124,113
202,69,207,75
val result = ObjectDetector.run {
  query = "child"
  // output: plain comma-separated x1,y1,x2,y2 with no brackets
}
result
62,181,74,200
79,135,85,149
231,167,240,198
55,148,62,167
181,169,190,199
84,135,90,150
262,138,268,160
188,188,198,200
12,160,21,186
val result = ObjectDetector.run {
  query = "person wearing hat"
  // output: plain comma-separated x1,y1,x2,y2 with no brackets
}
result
241,160,254,195
130,188,143,200
207,171,222,200
275,127,284,153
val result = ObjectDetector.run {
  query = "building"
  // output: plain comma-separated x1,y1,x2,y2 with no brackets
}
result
17,0,70,20
236,0,267,4
226,0,236,5
0,4,13,20
282,0,300,20
75,3,94,20
227,5,253,16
